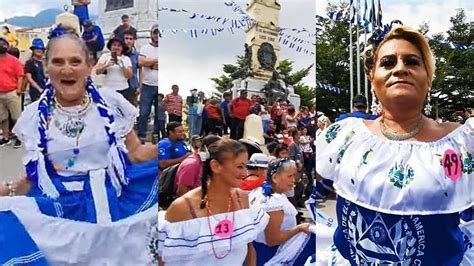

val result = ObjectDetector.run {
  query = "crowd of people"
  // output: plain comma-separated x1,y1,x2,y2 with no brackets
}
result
158,86,318,210
157,82,318,263
0,6,159,265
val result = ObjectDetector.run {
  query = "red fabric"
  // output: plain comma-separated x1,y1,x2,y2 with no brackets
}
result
175,153,202,189
164,93,183,116
240,176,265,191
0,55,24,92
206,104,220,119
231,98,252,120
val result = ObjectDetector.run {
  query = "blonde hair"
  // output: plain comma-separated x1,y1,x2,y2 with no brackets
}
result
364,26,435,87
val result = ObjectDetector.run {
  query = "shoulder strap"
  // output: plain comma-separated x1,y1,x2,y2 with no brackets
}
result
364,113,371,119
234,190,243,210
347,113,353,118
184,197,198,218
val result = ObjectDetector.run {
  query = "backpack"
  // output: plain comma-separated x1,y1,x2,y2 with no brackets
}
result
158,150,198,209
158,163,180,209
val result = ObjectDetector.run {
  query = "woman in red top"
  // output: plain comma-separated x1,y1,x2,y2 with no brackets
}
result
240,153,269,191
206,98,222,136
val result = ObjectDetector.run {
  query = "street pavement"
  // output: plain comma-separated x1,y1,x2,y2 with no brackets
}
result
317,197,337,220
0,144,24,182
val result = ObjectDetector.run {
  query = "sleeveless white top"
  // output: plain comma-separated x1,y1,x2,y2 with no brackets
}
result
158,207,269,265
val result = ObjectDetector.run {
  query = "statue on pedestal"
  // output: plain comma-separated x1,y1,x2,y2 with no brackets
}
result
230,44,254,79
261,69,288,103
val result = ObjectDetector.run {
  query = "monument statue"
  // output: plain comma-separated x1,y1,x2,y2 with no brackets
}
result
228,0,300,109
231,44,254,79
261,69,288,103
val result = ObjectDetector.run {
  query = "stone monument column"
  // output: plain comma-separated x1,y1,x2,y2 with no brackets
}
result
245,0,281,80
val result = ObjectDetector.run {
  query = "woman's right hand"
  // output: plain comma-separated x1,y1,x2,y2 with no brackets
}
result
297,223,311,234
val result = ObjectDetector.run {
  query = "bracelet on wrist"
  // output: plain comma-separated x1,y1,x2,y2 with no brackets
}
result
3,181,16,196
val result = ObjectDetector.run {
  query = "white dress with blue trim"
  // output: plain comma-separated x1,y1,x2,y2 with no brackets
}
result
249,187,316,265
315,117,474,265
0,85,158,265
157,207,269,265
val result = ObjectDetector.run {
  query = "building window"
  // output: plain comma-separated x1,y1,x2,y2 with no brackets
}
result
106,0,134,12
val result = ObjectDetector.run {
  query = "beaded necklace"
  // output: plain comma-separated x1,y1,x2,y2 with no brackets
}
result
205,195,234,259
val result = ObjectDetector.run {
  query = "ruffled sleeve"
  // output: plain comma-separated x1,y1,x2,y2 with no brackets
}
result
157,207,269,263
12,102,40,152
315,117,474,215
98,88,138,138
315,118,359,181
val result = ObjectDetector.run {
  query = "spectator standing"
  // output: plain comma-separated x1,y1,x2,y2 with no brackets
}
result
123,29,141,106
138,24,159,143
72,0,90,28
2,26,19,48
95,35,133,95
0,37,24,148
81,20,104,64
229,89,252,140
220,91,232,135
164,85,183,123
336,94,378,121
287,130,304,207
286,107,298,130
300,127,314,197
24,38,46,103
113,14,137,39
199,93,208,136
158,122,190,170
206,98,222,136
157,93,167,140
186,88,204,137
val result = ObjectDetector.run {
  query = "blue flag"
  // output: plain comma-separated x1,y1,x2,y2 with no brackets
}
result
363,0,369,31
369,0,376,31
377,0,383,28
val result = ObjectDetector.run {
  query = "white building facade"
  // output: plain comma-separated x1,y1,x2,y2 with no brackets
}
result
97,0,158,48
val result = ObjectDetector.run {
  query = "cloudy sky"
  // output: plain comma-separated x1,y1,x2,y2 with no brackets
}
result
159,0,315,96
316,0,474,35
0,0,99,20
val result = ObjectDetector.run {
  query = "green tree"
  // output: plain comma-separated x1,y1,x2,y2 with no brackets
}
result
429,9,474,119
316,1,358,119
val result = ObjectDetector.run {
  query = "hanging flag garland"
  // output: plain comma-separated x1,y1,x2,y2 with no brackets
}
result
159,2,316,56
317,81,348,95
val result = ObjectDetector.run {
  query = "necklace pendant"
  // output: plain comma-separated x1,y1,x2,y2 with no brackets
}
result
66,158,75,169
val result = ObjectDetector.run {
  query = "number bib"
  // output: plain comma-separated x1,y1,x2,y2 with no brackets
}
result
214,219,234,238
442,149,462,181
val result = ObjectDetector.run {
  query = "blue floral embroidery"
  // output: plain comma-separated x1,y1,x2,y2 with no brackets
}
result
462,152,473,174
336,130,355,164
388,162,415,189
362,149,374,165
325,124,341,143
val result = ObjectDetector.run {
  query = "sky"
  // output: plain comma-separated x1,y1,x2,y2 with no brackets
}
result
159,0,316,97
316,0,474,36
0,0,99,21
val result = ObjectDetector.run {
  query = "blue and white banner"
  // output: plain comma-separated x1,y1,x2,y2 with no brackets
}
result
317,81,348,95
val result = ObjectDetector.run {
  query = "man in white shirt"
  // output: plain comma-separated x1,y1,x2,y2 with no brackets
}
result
138,24,159,143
